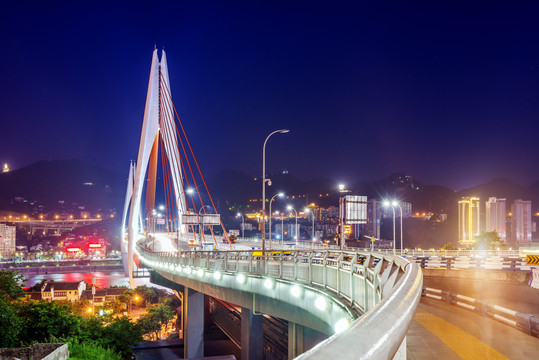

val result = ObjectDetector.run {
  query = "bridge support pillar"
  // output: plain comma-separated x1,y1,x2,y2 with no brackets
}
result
241,307,264,360
183,287,204,358
288,321,304,359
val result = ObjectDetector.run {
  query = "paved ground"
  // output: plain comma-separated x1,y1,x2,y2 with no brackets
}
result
407,297,539,359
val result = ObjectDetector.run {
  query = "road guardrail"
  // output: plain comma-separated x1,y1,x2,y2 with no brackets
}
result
423,287,539,337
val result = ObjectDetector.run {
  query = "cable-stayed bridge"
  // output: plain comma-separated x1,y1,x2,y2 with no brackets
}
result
120,49,422,359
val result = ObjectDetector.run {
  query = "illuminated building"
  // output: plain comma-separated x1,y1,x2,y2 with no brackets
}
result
2,163,9,173
510,200,532,245
485,197,506,241
0,223,16,257
366,199,381,239
458,197,480,244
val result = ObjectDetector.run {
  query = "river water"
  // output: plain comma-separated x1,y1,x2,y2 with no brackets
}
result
24,271,154,289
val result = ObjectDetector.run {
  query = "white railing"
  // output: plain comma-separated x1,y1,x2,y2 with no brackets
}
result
136,243,423,359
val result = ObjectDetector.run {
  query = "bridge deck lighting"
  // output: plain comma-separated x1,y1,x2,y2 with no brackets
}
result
183,266,191,274
291,284,302,298
264,278,274,289
334,318,350,334
315,296,327,310
197,268,205,277
213,271,222,280
237,273,246,284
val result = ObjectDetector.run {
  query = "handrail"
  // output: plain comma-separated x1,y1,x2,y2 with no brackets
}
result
136,242,423,359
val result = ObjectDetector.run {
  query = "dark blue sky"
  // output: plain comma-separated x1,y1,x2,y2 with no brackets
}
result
1,1,539,190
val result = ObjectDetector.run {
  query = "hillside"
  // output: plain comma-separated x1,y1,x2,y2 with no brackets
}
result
0,159,125,213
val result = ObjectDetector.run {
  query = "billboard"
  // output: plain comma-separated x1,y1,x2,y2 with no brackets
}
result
344,195,367,224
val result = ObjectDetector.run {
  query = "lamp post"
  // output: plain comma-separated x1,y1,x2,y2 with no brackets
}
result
262,129,290,253
269,193,284,247
304,207,316,243
392,201,403,252
383,201,396,253
236,213,244,239
287,205,298,244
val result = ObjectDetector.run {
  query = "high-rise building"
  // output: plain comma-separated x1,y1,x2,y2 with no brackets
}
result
366,199,381,239
0,223,16,257
485,197,506,241
458,197,480,245
510,200,532,245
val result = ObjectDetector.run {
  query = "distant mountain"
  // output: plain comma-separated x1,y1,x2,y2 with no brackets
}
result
1,161,537,218
0,159,125,213
458,178,527,203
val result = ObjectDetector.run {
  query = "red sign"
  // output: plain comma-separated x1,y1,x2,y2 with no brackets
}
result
66,247,81,252
88,243,102,248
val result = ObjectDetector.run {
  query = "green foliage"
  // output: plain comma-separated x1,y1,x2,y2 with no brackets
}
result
66,338,123,360
135,285,157,306
0,269,27,300
136,300,175,340
442,242,458,250
136,313,161,339
78,316,105,342
107,299,125,314
475,231,505,250
14,299,80,343
99,317,142,359
0,297,23,347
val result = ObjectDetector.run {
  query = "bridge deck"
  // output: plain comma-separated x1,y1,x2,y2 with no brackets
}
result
408,298,539,359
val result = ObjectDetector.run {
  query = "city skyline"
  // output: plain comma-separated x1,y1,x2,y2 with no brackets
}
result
2,2,539,191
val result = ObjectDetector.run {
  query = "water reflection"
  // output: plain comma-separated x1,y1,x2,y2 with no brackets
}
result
24,272,153,288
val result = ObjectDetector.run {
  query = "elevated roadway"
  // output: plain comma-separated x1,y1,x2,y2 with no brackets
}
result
135,233,423,359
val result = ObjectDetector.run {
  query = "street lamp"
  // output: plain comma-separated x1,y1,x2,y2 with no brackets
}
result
382,201,396,253
287,205,298,244
262,129,290,253
236,213,245,239
304,207,316,242
269,193,284,247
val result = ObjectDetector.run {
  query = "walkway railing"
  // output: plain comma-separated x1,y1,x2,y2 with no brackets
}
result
136,243,422,359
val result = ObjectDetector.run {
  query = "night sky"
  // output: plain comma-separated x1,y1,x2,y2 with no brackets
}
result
1,1,539,190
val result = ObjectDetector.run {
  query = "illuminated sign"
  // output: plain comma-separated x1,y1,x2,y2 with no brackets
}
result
88,243,102,248
343,225,352,235
66,247,81,252
344,195,367,224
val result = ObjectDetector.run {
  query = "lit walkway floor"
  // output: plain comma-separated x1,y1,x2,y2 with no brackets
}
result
407,298,539,359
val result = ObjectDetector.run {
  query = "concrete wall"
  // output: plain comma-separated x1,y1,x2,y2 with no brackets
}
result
0,343,68,360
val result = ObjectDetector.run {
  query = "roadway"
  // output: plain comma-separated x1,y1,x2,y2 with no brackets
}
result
141,233,539,359
408,298,539,359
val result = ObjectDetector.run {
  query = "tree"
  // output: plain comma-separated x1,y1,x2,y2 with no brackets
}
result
118,289,135,313
14,299,80,343
135,285,157,306
0,297,23,347
108,299,125,314
475,231,505,250
0,269,27,300
100,317,143,359
137,313,162,340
